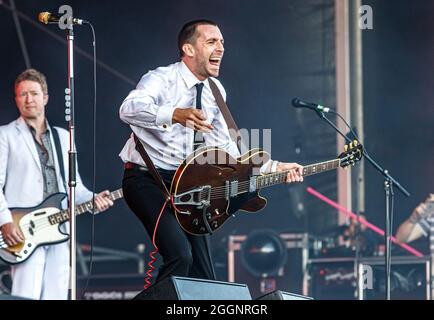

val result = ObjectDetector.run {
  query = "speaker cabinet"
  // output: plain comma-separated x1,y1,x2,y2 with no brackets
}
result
133,276,252,300
228,232,309,299
257,290,313,300
308,256,432,300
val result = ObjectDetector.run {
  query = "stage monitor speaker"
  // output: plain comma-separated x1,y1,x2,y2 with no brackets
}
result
257,290,313,300
133,276,252,300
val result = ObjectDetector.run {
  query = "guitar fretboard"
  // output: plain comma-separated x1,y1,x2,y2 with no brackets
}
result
256,159,341,189
47,189,123,225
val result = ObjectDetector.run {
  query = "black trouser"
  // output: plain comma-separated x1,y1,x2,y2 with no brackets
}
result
122,166,216,285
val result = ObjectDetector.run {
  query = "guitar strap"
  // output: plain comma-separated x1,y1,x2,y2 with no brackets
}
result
133,78,242,200
208,78,242,152
133,133,171,199
52,127,67,191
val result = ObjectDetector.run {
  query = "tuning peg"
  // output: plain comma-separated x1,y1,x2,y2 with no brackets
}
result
349,142,353,149
353,140,358,146
344,144,348,152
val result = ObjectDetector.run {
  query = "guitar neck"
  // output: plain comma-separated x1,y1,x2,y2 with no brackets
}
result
49,189,123,225
256,159,341,189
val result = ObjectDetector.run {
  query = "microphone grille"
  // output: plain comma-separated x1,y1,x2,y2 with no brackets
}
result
38,12,50,24
292,97,301,107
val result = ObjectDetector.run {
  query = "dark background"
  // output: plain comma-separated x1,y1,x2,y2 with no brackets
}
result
362,0,434,239
1,0,433,289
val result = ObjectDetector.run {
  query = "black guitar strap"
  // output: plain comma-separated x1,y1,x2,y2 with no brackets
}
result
51,127,67,191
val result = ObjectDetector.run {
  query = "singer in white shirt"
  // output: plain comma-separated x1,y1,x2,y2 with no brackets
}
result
119,20,304,291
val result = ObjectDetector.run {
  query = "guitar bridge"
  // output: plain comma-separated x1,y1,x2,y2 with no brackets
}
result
173,185,212,209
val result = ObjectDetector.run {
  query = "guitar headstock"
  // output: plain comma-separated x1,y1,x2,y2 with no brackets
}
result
338,140,364,168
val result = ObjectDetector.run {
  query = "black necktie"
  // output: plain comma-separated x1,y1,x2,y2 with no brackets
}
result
193,83,204,149
195,82,204,109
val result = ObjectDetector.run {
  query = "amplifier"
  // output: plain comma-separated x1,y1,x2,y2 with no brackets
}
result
228,231,309,299
308,256,432,300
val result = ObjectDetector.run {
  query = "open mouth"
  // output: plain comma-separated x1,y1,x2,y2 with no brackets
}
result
209,57,221,67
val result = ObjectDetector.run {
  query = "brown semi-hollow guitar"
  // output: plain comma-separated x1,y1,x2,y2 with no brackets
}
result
170,141,363,235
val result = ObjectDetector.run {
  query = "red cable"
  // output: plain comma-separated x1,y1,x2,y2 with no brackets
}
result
143,195,183,289
143,197,170,289
170,196,182,214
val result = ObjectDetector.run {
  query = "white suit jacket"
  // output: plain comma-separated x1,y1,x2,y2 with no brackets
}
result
0,117,93,226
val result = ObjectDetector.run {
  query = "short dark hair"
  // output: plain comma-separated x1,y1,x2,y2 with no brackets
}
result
15,68,48,95
178,19,218,57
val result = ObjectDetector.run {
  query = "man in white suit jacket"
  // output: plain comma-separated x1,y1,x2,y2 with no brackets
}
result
0,69,114,300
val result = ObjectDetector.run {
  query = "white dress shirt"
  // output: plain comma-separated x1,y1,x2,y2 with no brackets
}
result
119,61,273,172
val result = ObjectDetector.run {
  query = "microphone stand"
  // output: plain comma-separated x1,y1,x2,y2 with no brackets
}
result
66,25,78,301
314,110,410,300
38,12,88,301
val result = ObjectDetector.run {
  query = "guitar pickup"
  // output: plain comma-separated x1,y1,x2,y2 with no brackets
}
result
230,181,238,198
249,176,257,192
224,180,239,199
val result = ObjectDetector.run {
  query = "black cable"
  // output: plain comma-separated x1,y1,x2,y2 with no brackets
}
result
330,109,396,298
330,110,361,146
327,110,365,298
81,21,97,299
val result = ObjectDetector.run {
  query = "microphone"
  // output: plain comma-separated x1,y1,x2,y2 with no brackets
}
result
38,11,86,25
292,98,332,113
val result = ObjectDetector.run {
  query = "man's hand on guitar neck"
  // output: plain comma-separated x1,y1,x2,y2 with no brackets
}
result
1,223,24,247
93,190,114,214
276,162,304,183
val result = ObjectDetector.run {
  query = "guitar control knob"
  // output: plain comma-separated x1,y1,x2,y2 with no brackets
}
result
192,218,199,226
206,212,212,220
199,227,206,233
212,221,218,229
